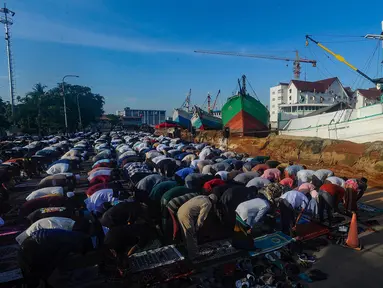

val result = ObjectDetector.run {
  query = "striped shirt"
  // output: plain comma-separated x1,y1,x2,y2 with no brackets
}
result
166,193,199,214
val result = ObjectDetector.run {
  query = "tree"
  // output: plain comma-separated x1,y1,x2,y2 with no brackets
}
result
14,82,105,134
27,83,47,136
48,83,105,132
0,97,10,133
105,114,121,128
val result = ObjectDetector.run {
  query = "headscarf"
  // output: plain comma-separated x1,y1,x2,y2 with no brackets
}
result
345,179,358,191
260,183,285,203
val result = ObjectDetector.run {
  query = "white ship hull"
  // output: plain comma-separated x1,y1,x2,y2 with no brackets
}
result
280,103,383,143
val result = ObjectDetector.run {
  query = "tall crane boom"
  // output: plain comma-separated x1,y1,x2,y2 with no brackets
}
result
194,50,317,79
305,35,383,87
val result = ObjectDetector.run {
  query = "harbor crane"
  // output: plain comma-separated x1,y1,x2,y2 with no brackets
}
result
305,35,383,92
194,50,317,80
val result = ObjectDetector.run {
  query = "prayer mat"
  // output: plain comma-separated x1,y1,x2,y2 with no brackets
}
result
129,245,184,273
0,225,25,245
0,245,23,283
192,240,244,264
297,215,311,225
14,179,41,188
48,265,101,288
357,202,383,218
294,222,330,241
249,231,294,257
129,261,192,287
322,215,351,229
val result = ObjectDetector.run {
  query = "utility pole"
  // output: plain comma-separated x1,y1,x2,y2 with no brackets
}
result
76,93,82,131
61,75,79,135
0,4,16,123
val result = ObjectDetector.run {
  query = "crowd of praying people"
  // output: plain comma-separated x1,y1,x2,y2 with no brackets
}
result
0,131,368,287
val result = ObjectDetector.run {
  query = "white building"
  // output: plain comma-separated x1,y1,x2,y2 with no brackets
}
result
116,110,125,117
269,82,288,127
269,77,351,128
353,88,381,109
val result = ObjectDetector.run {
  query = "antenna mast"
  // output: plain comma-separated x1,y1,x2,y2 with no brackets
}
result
0,3,16,122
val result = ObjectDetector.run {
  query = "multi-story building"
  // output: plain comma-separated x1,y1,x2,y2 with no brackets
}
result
270,77,351,128
269,83,289,128
352,88,381,109
115,110,125,117
124,107,166,126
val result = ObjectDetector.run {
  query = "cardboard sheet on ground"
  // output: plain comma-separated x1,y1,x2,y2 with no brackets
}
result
0,244,23,283
249,231,294,257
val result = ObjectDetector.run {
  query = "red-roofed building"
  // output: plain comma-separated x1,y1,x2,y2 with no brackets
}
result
353,88,382,109
270,77,351,129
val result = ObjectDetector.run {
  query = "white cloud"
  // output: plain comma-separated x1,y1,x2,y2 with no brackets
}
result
12,11,193,54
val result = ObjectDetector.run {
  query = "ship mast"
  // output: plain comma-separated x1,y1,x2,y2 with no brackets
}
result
241,75,246,95
207,93,211,113
180,89,191,112
211,90,221,112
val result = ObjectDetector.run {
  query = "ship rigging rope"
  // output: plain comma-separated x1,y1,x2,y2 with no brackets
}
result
246,79,260,101
352,40,379,89
376,41,382,78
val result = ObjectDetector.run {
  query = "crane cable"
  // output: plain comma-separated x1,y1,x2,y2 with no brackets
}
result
307,45,333,78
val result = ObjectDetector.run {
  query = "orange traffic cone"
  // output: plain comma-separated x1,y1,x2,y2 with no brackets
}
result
345,212,363,250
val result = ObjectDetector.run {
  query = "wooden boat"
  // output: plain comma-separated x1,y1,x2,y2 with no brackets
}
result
222,75,269,134
191,105,222,130
172,89,192,128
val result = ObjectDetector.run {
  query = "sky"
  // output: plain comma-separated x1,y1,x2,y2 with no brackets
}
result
0,0,382,116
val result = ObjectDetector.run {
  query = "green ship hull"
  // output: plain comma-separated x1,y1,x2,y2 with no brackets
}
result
222,94,269,134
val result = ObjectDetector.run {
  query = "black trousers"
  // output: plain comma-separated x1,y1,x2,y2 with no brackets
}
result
279,198,295,235
318,190,335,226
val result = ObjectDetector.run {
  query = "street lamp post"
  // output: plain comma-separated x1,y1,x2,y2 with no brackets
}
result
61,74,79,135
76,93,82,131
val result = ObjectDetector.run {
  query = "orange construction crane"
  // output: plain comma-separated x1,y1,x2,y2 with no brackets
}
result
194,50,317,80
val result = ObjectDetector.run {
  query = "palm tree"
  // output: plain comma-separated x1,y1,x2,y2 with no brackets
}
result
26,83,47,136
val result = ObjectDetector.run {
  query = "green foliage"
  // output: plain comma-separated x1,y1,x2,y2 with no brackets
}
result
13,82,105,135
105,114,121,127
0,97,10,131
